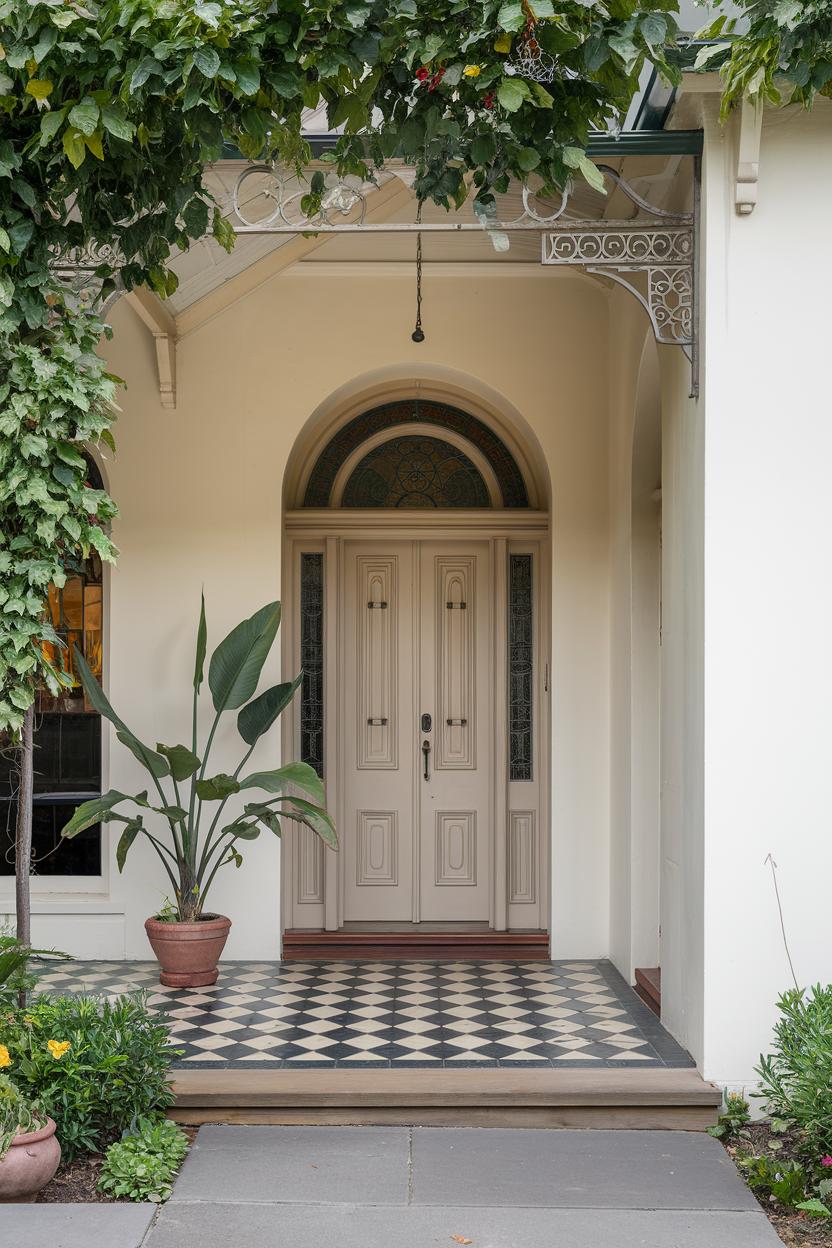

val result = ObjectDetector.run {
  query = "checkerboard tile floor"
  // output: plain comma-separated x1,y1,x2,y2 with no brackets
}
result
33,959,692,1068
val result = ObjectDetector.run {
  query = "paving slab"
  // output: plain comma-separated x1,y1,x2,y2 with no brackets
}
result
411,1126,757,1210
147,1201,783,1248
0,1202,156,1248
171,1124,411,1205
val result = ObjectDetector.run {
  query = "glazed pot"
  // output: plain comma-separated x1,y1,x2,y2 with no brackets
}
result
0,1118,60,1203
145,914,232,987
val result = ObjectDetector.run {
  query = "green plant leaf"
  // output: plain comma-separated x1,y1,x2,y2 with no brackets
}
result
497,77,529,112
62,128,86,168
236,673,302,745
195,773,241,800
227,820,260,840
62,790,134,838
193,46,221,78
116,818,143,871
208,601,281,713
156,743,201,781
239,761,325,806
497,2,525,32
74,646,170,778
68,96,99,136
116,729,170,778
278,796,337,849
194,593,207,691
100,104,136,142
796,1199,831,1218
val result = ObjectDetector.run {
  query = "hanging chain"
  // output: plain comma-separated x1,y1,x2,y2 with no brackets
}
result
412,198,424,343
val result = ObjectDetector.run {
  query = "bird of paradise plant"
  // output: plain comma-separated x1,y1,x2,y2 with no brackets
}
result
62,597,335,922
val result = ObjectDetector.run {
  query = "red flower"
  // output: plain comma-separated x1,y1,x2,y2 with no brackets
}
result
821,1156,832,1167
415,67,430,81
483,92,495,110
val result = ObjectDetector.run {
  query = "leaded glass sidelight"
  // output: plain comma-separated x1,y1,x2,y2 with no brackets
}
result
509,554,534,782
300,553,325,778
342,435,490,509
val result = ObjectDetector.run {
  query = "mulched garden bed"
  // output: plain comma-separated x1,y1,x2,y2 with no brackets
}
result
36,1125,197,1203
726,1123,832,1247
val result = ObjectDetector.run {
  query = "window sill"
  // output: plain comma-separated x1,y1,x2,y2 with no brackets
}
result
0,897,123,914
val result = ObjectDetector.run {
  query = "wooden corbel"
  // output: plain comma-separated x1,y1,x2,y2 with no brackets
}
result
124,286,178,410
735,99,763,216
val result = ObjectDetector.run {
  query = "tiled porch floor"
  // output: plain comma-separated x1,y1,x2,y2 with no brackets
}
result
34,958,693,1069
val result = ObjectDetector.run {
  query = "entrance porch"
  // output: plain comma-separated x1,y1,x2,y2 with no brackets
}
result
35,959,718,1128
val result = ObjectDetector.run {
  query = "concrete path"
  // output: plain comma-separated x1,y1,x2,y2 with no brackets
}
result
147,1125,783,1247
0,1201,156,1248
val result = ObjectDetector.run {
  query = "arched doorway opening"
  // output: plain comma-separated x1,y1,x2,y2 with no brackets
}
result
281,390,550,957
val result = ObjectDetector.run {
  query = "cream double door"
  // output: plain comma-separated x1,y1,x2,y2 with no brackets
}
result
343,540,492,923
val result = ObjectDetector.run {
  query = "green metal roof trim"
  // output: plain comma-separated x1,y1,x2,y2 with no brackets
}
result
221,129,703,162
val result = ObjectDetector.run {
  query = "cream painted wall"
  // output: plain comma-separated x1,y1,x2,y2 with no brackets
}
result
8,266,616,960
608,291,663,985
697,97,832,1085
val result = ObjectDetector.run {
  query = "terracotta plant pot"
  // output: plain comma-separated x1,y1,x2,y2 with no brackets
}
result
0,1118,61,1203
145,914,232,987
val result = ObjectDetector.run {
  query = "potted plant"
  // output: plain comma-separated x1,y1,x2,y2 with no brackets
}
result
62,598,336,986
0,1075,60,1202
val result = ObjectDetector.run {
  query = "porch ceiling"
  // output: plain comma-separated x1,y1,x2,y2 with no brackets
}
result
163,150,688,317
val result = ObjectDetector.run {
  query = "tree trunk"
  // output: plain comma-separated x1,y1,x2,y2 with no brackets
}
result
15,704,34,948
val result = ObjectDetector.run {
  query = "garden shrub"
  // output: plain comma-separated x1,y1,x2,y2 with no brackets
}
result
98,1117,189,1203
0,993,180,1160
756,985,832,1160
0,1072,47,1157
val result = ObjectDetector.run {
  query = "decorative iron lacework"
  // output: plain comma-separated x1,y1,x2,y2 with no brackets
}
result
300,553,324,779
509,554,534,782
303,400,529,508
342,435,490,509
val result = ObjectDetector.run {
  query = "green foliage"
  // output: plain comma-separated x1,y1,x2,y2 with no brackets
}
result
755,985,832,1162
62,598,335,922
0,1072,47,1159
708,1090,751,1141
98,1117,189,1203
738,1152,810,1208
0,0,681,735
1,993,179,1161
696,2,832,117
0,309,119,733
0,935,69,1006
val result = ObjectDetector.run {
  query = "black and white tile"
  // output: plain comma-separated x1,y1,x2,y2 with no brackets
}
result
33,959,693,1068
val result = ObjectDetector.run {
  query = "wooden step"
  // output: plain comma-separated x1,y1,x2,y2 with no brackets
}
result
171,1067,720,1131
283,930,550,961
634,967,661,1016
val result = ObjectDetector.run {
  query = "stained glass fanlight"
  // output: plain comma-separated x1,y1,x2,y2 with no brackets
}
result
342,435,490,509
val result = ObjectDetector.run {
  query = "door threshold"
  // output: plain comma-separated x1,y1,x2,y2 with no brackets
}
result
283,929,550,961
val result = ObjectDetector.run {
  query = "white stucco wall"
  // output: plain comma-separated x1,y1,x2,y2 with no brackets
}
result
696,95,832,1086
3,266,620,962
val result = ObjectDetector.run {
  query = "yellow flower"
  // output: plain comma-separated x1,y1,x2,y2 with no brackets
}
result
47,1039,70,1060
0,1045,11,1069
463,64,481,78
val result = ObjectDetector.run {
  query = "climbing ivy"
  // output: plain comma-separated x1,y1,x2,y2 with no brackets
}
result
0,0,681,731
696,2,832,117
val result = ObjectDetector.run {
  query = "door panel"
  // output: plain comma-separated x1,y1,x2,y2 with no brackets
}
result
343,543,415,921
419,543,491,921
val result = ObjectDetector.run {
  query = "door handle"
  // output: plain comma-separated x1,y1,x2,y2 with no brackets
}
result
422,738,431,781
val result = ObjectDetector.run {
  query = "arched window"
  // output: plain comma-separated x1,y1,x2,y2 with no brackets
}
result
303,399,530,509
1,454,105,878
